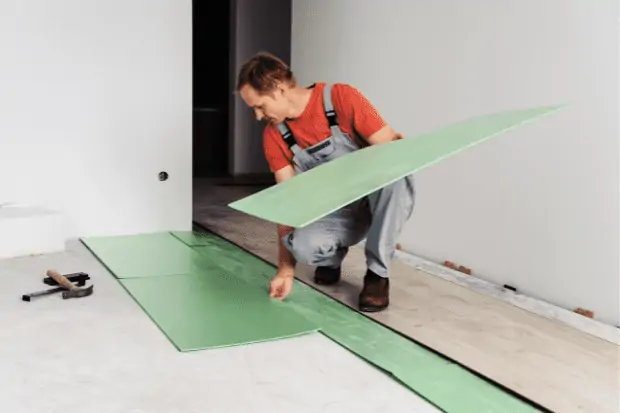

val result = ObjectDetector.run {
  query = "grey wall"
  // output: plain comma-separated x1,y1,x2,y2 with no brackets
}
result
0,0,192,237
229,0,292,176
291,0,619,325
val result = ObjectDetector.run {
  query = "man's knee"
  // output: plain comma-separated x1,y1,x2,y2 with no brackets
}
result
282,228,338,265
368,174,415,215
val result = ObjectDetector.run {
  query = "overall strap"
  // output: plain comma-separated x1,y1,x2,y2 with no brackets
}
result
276,122,300,153
322,84,340,131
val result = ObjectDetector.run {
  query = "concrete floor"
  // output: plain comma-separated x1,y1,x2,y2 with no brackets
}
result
0,240,440,413
193,178,620,413
2,178,617,413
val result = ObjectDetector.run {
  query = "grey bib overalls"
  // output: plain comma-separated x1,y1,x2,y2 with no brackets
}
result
278,84,415,278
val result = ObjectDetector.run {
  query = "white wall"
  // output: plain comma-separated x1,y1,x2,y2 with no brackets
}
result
230,0,291,175
292,0,619,325
0,0,192,238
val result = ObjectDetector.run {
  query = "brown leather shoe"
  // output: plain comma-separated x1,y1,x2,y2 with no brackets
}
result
359,270,389,312
314,266,341,285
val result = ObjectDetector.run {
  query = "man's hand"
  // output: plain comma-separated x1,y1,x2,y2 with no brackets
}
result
269,165,297,301
269,268,295,300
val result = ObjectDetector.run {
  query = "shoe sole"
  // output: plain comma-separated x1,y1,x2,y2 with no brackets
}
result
314,278,340,286
358,304,388,313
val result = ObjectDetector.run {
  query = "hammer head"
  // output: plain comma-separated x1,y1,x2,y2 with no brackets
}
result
62,285,94,299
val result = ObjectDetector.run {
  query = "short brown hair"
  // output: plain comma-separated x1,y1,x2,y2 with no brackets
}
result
236,51,296,94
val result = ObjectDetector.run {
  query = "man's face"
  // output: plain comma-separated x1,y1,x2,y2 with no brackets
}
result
239,84,290,124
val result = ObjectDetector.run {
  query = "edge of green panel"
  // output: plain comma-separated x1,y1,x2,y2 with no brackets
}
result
226,104,567,228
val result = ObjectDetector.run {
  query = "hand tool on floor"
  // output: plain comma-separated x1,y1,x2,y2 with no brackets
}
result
22,272,89,302
45,269,94,299
22,286,66,301
43,271,90,286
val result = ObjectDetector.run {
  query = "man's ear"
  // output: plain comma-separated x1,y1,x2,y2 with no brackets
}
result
276,81,291,95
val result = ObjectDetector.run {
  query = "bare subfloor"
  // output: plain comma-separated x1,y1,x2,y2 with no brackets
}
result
193,178,620,413
0,240,440,413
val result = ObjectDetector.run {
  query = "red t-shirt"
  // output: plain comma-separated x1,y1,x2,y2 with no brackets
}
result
262,82,386,172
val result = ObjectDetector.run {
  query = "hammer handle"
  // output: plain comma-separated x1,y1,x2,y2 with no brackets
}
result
45,270,76,291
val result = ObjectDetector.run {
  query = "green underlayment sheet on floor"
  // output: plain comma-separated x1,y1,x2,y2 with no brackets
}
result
81,233,319,350
228,105,565,227
81,231,543,413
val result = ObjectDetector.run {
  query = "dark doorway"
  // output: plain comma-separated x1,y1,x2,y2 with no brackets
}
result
192,1,230,178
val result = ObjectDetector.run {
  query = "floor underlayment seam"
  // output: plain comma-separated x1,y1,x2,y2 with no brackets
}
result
188,223,553,413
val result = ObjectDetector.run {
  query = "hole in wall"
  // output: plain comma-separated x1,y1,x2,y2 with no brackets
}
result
159,171,169,181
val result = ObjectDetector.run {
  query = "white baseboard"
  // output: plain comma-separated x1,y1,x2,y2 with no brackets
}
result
356,240,619,345
0,205,68,260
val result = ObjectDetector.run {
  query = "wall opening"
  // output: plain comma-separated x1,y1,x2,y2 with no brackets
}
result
192,1,231,179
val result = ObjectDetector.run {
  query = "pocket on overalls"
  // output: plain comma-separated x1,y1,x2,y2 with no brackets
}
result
306,138,336,160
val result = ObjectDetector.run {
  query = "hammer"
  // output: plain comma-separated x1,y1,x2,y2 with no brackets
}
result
45,269,94,299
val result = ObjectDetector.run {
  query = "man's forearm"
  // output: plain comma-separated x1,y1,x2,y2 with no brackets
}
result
277,224,296,271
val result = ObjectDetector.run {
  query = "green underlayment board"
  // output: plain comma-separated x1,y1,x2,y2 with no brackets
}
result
80,232,210,278
120,273,318,350
228,105,565,227
81,231,544,413
81,233,319,350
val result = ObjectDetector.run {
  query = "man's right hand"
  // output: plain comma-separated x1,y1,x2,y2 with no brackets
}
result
270,166,297,301
269,268,294,300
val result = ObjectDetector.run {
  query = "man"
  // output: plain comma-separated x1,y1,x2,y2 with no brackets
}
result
236,52,415,312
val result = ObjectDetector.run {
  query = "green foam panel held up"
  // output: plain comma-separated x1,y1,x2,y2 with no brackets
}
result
228,105,565,227
81,230,545,413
